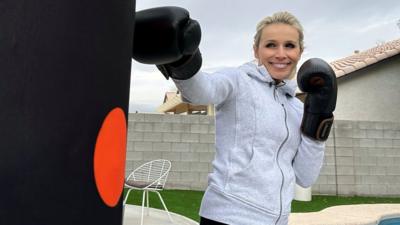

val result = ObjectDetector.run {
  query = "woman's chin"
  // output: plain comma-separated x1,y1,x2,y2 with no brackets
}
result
271,73,290,81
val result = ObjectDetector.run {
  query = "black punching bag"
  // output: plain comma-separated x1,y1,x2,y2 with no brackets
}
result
0,0,135,224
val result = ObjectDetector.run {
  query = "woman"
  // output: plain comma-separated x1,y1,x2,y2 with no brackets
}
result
132,8,327,225
172,12,325,225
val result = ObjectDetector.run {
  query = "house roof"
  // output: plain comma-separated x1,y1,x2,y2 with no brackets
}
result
329,38,400,77
157,91,207,113
162,91,177,103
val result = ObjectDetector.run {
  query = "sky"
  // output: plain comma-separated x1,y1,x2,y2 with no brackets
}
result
129,0,400,113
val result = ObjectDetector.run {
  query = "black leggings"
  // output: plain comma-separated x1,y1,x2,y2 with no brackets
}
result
200,217,228,225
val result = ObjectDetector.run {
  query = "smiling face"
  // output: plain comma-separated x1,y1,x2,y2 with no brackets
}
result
254,23,302,82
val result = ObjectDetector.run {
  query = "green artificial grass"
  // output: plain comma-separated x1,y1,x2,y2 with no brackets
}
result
123,189,203,222
123,189,400,222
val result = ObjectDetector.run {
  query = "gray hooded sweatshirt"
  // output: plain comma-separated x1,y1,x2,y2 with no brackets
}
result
173,62,325,225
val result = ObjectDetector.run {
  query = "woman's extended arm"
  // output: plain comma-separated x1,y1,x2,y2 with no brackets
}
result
173,68,238,105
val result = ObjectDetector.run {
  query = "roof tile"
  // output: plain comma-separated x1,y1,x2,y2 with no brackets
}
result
334,70,345,77
375,53,387,61
364,57,378,65
329,38,400,78
342,66,356,74
386,49,400,57
353,61,367,70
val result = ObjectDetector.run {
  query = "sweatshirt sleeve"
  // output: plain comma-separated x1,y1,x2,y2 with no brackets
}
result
292,134,325,188
172,68,238,105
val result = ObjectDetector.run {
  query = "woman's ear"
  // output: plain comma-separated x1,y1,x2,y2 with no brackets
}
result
253,44,259,60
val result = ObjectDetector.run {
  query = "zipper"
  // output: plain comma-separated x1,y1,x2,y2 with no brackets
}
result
273,86,289,225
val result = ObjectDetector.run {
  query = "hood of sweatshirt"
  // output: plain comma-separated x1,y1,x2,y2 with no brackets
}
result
239,61,297,97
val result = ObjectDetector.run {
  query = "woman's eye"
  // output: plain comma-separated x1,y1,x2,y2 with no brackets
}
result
285,43,296,48
266,43,276,48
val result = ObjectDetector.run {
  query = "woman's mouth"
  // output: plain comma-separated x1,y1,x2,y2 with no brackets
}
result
269,62,291,69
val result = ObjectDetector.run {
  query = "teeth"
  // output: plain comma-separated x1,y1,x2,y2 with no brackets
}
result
273,63,287,69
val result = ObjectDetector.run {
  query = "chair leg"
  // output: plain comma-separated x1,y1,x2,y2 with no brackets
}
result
146,190,150,216
155,191,173,223
141,190,146,225
123,189,133,205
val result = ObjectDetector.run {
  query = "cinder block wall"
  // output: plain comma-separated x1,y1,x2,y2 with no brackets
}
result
126,113,215,190
126,113,400,196
313,120,400,196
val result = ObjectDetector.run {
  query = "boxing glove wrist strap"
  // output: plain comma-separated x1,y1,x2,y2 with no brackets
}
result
157,50,202,80
301,112,334,141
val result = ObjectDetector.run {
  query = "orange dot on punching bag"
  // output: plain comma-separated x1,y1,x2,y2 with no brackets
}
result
94,107,127,207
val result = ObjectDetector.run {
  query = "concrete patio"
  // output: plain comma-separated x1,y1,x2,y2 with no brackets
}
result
123,204,198,225
123,204,400,225
289,204,400,225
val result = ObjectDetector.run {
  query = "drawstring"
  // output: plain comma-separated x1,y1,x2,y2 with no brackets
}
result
268,80,286,87
276,80,286,87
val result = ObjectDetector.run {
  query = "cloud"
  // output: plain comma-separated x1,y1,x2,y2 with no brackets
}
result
129,63,175,112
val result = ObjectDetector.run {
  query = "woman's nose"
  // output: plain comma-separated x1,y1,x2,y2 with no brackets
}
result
275,46,286,59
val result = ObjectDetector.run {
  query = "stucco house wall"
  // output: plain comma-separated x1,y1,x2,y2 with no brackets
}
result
334,55,400,122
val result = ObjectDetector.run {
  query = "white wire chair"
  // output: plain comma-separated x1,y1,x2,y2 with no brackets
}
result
123,159,173,225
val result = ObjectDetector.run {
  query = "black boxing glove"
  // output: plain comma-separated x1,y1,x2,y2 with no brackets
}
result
297,58,338,141
132,6,202,80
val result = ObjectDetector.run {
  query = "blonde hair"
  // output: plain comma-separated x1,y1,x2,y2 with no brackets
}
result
254,11,304,52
